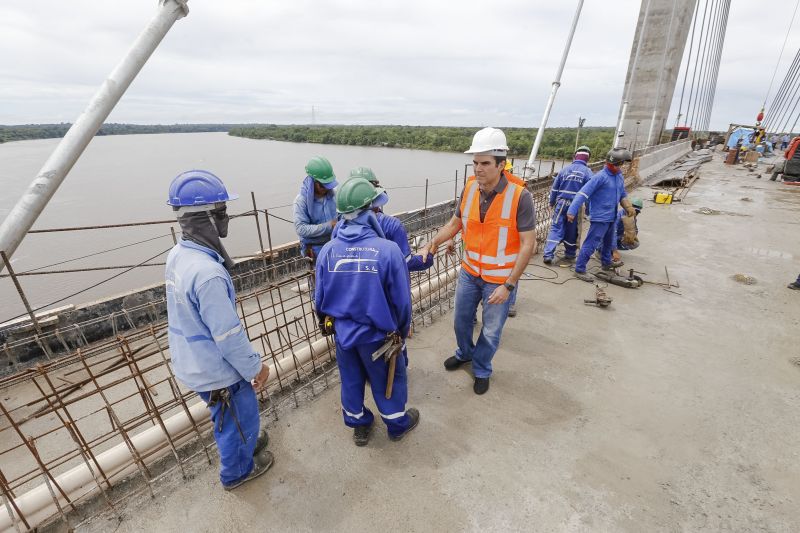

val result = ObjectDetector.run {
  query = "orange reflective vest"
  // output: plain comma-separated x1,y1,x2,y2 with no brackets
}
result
459,178,523,284
467,170,526,188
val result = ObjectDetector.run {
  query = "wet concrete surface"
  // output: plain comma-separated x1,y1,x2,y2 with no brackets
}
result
78,153,800,532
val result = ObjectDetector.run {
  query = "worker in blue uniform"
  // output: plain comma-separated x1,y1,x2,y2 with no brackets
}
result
293,156,338,260
315,176,420,446
789,274,800,290
347,166,434,272
567,148,637,281
543,146,594,264
165,169,273,491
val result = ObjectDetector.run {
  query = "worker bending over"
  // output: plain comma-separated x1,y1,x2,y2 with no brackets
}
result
568,148,636,281
293,156,338,261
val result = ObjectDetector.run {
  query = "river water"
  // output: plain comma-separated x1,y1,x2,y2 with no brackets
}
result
0,132,562,323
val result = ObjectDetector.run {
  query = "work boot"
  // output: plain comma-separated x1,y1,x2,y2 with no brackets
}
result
473,377,490,395
788,282,800,290
444,355,469,371
601,260,624,271
223,450,274,491
543,257,553,265
353,422,373,447
388,408,420,441
253,429,269,456
508,304,517,318
575,272,594,283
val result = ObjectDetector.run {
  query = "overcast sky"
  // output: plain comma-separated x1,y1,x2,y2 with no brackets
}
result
1,1,798,130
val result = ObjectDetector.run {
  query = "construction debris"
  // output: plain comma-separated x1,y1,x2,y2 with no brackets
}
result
732,273,757,285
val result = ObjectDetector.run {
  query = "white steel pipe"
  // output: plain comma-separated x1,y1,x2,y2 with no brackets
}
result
1,266,460,531
0,0,189,273
0,335,330,531
524,0,584,178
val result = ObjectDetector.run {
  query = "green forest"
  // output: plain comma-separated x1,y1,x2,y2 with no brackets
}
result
0,123,233,144
229,125,616,159
1,123,617,159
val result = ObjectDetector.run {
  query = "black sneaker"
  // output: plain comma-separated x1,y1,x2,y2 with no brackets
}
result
253,429,269,456
543,257,553,265
444,355,468,371
575,272,594,283
223,450,274,491
788,282,800,290
388,408,420,441
473,377,490,395
353,423,373,447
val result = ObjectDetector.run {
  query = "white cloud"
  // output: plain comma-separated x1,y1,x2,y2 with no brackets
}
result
1,0,798,131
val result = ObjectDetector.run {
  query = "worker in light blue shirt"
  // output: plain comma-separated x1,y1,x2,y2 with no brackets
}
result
293,156,338,260
567,148,637,281
165,169,273,491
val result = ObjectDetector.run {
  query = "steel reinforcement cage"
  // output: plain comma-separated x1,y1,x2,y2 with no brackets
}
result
0,158,643,531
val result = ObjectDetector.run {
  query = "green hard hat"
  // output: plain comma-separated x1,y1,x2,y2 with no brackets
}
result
305,156,336,185
631,198,644,210
576,145,591,155
349,166,379,186
336,177,384,214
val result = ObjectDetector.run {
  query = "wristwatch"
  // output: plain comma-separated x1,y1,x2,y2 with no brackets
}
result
503,282,515,292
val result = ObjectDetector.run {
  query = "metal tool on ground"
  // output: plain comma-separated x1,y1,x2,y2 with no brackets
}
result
640,266,681,293
593,268,644,288
584,284,613,308
371,331,403,399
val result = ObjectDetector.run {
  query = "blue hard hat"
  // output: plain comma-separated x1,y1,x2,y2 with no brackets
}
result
167,170,239,207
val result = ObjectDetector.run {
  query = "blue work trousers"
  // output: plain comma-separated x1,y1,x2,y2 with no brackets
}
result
543,199,579,260
575,221,615,274
336,339,411,437
453,268,512,378
198,379,260,487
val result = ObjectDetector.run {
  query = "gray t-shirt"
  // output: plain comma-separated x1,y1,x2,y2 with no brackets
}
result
455,174,536,232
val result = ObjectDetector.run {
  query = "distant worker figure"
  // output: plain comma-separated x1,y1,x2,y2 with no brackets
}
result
165,170,273,491
567,148,636,282
782,133,790,151
315,177,419,446
420,127,537,395
542,145,594,265
293,156,338,261
350,166,434,272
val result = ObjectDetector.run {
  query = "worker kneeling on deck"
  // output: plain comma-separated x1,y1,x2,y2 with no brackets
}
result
543,146,594,265
293,156,339,261
568,148,636,282
349,166,434,272
420,127,537,395
165,170,273,491
315,176,419,446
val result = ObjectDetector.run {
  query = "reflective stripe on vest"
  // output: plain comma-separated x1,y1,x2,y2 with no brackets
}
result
458,178,523,283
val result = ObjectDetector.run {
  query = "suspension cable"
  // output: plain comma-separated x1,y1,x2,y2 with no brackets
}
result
686,0,713,129
675,0,701,127
763,49,800,129
762,0,800,109
703,0,731,132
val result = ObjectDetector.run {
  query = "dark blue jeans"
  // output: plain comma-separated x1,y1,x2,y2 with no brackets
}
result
453,268,512,378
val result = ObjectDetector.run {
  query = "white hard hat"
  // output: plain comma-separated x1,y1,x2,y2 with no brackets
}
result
464,127,509,156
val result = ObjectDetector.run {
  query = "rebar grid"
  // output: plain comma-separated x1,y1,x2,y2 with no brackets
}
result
0,243,460,530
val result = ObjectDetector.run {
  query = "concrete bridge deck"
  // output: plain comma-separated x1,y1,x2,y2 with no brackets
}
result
80,153,800,532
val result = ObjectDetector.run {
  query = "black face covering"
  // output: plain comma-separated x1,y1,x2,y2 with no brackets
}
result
177,206,235,271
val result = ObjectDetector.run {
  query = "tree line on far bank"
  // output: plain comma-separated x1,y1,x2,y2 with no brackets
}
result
0,123,232,144
229,125,616,159
1,123,617,160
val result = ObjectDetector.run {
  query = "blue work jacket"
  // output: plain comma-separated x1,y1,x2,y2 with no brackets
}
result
567,166,627,223
293,177,337,248
377,212,434,272
548,160,593,206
